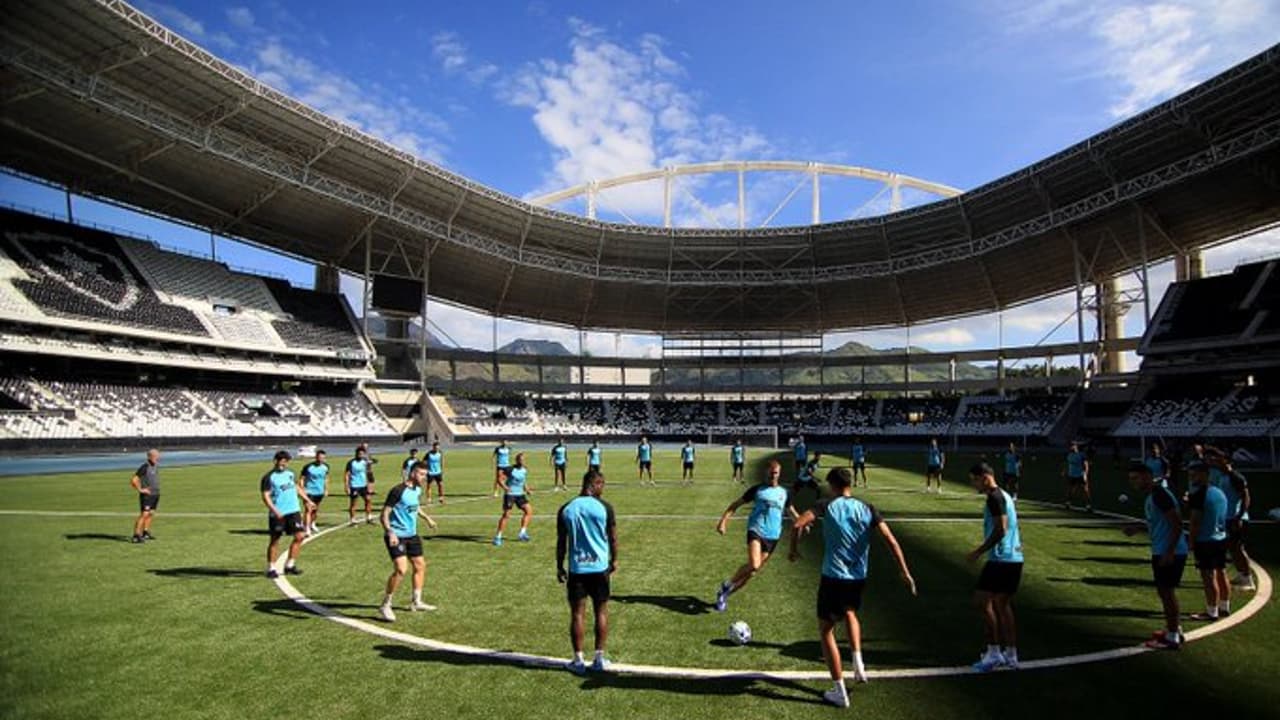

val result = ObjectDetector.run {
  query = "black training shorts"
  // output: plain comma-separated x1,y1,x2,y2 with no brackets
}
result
567,572,610,605
138,493,159,512
1228,519,1249,545
427,473,443,485
269,511,304,537
747,530,779,555
307,493,324,506
817,575,866,620
349,486,369,499
1193,541,1227,570
1151,554,1187,589
976,561,1023,595
503,494,529,511
385,534,424,560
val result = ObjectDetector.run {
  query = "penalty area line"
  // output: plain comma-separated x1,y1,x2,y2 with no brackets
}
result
269,521,1273,682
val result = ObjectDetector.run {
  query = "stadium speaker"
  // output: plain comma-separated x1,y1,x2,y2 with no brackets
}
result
371,274,424,315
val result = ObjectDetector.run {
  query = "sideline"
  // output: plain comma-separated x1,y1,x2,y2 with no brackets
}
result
269,518,1273,681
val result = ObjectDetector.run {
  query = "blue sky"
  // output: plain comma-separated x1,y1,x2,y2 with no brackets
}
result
2,0,1278,361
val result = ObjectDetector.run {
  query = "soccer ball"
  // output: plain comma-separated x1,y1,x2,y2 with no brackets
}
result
728,621,752,646
1268,507,1280,522
1118,493,1129,504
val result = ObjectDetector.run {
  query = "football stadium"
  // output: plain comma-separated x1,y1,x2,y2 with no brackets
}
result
1,2,1278,718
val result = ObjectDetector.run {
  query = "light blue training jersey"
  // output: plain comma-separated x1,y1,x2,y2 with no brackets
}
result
558,495,615,574
852,444,866,464
385,483,424,537
494,446,511,469
731,444,745,465
818,495,883,581
983,488,1023,563
426,450,443,475
1189,483,1229,543
637,443,652,462
1144,484,1189,556
262,469,300,515
301,462,328,495
346,458,370,488
1003,451,1020,476
927,446,943,466
743,483,789,541
552,444,567,466
1066,451,1086,478
506,466,528,496
681,445,695,463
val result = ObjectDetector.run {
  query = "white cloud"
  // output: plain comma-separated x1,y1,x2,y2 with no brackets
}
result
252,38,450,163
501,18,772,217
226,6,255,31
431,31,469,73
914,327,978,347
1002,1,1280,119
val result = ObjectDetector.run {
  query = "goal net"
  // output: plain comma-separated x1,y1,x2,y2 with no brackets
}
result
707,425,778,449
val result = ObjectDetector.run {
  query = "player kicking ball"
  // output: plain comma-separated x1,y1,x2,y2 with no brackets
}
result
1123,461,1188,650
261,450,314,579
790,467,917,708
494,453,533,546
714,459,788,612
378,460,438,622
967,462,1024,672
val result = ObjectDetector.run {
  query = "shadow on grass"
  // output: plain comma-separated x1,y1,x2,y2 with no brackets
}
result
1073,539,1148,548
1046,576,1152,588
1058,556,1151,566
1037,605,1164,620
707,638,940,668
612,594,714,616
373,644,825,705
227,529,271,536
64,533,131,543
251,597,382,620
425,533,490,544
150,566,263,579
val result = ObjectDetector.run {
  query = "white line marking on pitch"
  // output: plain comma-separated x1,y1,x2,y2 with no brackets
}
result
269,520,1272,681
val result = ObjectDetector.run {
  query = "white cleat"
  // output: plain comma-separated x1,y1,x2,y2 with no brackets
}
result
851,665,869,684
822,685,850,708
379,604,396,622
410,600,437,612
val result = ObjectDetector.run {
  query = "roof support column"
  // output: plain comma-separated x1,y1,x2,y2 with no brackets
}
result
1072,236,1087,382
904,324,912,393
737,167,746,230
663,169,673,229
419,237,430,395
64,186,74,223
361,232,371,342
1136,206,1151,324
587,181,598,221
810,164,821,224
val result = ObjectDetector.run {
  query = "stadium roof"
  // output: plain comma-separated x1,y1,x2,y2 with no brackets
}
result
1,1,1278,333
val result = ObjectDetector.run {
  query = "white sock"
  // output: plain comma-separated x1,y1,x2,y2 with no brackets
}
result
285,559,295,569
382,593,393,607
986,644,1000,657
852,650,864,670
831,680,847,695
594,650,604,661
1002,647,1018,662
412,589,423,603
1219,600,1231,612
574,651,585,663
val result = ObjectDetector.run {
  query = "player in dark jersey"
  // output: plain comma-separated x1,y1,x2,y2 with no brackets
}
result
345,446,376,524
967,463,1024,672
377,460,438,622
1123,462,1188,650
261,450,314,579
494,452,533,546
300,449,330,535
790,467,916,707
558,470,617,674
714,459,788,612
129,448,161,544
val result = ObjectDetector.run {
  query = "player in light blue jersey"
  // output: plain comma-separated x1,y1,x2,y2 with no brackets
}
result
494,453,533,546
850,437,868,488
1185,460,1231,621
1145,442,1170,489
925,438,945,493
1124,461,1189,650
345,446,376,525
424,442,445,505
551,437,568,492
967,463,1024,672
790,467,916,707
729,439,746,483
680,439,696,485
377,460,438,622
714,459,788,612
260,450,314,579
586,441,603,473
557,470,618,674
1001,442,1021,499
300,449,329,535
793,434,808,472
492,440,513,498
636,436,655,485
1206,447,1254,590
1061,441,1092,512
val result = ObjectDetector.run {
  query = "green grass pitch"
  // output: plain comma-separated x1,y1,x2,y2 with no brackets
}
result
0,444,1277,719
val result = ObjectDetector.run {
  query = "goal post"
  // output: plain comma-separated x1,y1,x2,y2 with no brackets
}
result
707,425,778,449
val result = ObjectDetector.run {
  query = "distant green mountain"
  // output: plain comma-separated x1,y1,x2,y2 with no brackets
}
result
655,341,994,386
